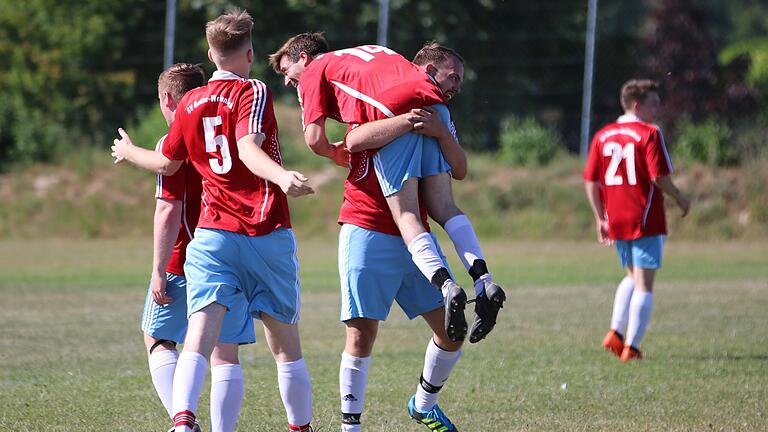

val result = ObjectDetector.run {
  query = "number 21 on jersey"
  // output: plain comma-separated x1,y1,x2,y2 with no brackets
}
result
203,116,232,174
604,142,637,186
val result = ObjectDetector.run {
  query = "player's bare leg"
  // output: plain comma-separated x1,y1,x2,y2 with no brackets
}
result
406,307,463,431
386,177,467,342
172,302,227,432
421,172,505,343
262,313,313,431
622,267,657,362
339,318,379,432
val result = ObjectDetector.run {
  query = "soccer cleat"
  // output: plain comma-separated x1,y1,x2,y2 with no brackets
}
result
166,421,202,432
602,329,624,357
468,281,506,343
620,345,643,362
442,280,468,342
408,395,458,431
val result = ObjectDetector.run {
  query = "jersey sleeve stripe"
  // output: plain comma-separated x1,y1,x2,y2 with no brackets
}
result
154,135,168,198
248,80,268,135
330,80,396,118
658,129,674,173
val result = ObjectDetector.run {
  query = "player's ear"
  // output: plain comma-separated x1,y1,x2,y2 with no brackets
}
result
162,92,176,110
425,63,437,77
299,51,309,64
207,49,214,62
247,48,254,63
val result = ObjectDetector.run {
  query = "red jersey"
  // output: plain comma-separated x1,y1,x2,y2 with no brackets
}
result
298,45,446,127
163,71,290,236
583,114,674,240
154,134,202,276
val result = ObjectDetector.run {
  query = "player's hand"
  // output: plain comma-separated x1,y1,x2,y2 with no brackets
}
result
279,171,315,197
676,194,690,217
150,272,173,306
111,128,134,164
411,107,448,139
330,142,351,168
597,219,613,246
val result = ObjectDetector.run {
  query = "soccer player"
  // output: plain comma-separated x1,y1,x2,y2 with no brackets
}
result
137,63,256,432
270,35,505,345
112,9,315,432
584,79,690,362
270,38,480,432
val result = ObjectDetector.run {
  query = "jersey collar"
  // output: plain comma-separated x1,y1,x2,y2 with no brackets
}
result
210,70,246,82
617,113,641,123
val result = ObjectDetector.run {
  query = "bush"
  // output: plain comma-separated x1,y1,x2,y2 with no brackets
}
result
498,116,562,166
674,119,738,166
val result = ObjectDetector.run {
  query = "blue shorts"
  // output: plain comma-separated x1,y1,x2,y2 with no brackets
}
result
184,228,302,331
372,104,453,197
140,272,255,345
141,272,188,344
338,224,446,321
615,235,666,269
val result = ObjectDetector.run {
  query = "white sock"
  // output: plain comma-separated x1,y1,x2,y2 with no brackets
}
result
444,214,484,270
210,364,244,432
625,290,654,349
148,349,178,419
610,276,635,336
340,352,370,432
407,232,447,283
277,358,313,428
172,351,208,431
414,339,461,412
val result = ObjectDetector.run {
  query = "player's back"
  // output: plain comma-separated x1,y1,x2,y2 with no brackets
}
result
585,116,673,240
300,45,445,125
163,71,290,237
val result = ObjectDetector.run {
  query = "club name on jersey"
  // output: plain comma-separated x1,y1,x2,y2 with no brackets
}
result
598,127,641,143
186,95,234,114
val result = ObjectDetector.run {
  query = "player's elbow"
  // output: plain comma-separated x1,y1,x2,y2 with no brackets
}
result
451,168,467,181
344,136,367,153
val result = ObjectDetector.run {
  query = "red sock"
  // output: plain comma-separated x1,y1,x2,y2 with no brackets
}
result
288,423,312,431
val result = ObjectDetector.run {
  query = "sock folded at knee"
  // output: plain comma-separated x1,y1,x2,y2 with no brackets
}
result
415,339,461,412
148,349,179,419
210,364,244,432
277,358,313,428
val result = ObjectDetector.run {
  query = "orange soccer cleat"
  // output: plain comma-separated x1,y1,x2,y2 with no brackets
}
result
620,345,643,362
602,330,624,357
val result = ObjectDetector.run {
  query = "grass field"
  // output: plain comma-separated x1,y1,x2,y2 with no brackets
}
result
0,237,766,431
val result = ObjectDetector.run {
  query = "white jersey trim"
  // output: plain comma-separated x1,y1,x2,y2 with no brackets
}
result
329,80,395,119
642,186,654,229
248,80,268,135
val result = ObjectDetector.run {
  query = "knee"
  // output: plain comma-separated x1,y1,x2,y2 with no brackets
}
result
346,326,377,356
432,333,462,352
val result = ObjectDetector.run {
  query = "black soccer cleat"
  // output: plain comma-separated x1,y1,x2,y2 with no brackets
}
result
468,281,506,343
442,280,468,342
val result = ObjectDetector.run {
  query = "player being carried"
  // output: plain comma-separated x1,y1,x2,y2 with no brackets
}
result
112,9,315,432
270,34,505,344
584,79,690,362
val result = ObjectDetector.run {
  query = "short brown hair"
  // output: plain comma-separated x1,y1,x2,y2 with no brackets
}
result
620,79,660,111
413,41,464,67
269,32,329,73
206,8,253,56
158,63,206,102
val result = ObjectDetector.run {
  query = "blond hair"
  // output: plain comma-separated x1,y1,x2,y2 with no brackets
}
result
206,8,254,56
620,79,660,111
158,63,205,102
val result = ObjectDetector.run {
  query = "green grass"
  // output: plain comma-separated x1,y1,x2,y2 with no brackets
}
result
0,238,766,431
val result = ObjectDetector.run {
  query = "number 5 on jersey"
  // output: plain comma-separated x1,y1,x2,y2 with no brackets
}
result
203,116,232,174
604,142,636,186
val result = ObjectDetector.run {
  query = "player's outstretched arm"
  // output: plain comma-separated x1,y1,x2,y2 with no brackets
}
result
111,128,183,176
412,107,467,180
237,133,314,197
653,175,690,217
304,120,349,167
584,180,611,245
150,198,182,305
344,114,416,153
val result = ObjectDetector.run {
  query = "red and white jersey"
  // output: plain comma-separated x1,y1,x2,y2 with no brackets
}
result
154,134,202,276
163,70,290,236
583,114,674,240
338,149,430,236
297,45,446,128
